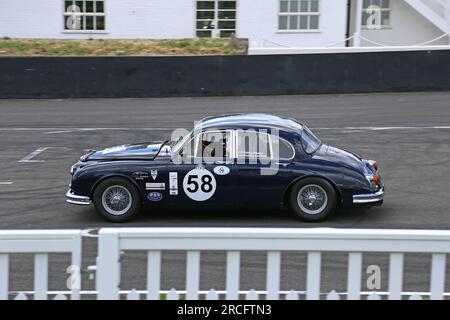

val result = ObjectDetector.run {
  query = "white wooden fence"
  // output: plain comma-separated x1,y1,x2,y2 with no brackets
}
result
96,228,450,300
0,228,449,300
0,230,82,300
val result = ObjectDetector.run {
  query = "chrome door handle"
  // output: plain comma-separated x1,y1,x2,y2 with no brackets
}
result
275,162,290,168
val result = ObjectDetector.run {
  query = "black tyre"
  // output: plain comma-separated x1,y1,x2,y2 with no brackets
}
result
93,177,141,222
289,177,337,222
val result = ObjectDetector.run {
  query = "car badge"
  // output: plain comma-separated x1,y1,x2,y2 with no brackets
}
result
151,169,158,180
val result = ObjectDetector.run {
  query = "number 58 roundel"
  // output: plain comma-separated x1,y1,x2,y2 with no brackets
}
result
182,168,217,201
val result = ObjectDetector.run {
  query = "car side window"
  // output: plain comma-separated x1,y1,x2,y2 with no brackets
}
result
271,135,295,160
195,130,231,159
236,130,271,161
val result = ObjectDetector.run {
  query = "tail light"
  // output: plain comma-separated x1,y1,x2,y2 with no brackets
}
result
373,173,379,185
363,159,379,172
372,161,379,171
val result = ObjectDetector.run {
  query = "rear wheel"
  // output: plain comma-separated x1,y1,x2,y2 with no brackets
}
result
93,177,141,222
289,177,337,222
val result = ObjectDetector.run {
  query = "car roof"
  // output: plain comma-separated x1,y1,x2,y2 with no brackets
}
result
195,113,304,133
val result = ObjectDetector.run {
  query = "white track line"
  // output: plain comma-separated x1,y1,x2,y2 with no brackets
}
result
18,147,49,163
315,126,450,130
0,126,449,134
0,182,13,185
18,147,70,163
43,128,174,134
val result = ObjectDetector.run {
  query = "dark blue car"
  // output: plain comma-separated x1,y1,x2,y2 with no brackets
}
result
66,114,384,222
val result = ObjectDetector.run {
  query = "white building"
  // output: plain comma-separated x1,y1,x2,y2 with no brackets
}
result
0,0,449,47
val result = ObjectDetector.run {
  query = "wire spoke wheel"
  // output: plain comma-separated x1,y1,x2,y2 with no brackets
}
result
101,185,132,216
297,184,328,215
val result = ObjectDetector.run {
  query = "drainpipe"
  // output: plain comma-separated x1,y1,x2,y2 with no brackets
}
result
345,0,351,47
353,0,363,47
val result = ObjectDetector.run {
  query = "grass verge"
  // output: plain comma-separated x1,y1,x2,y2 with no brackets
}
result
0,38,241,56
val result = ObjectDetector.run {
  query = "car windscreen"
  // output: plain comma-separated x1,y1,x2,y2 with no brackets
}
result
301,125,321,154
171,130,193,155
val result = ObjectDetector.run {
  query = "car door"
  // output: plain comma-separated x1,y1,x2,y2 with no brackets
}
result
234,130,296,208
166,129,236,209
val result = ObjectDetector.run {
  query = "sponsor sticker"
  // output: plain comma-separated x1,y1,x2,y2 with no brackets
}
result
182,168,216,201
169,172,178,195
145,182,166,191
147,192,163,202
151,169,158,180
213,165,230,176
131,171,149,180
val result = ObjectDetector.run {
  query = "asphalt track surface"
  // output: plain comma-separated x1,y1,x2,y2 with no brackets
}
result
1,92,450,298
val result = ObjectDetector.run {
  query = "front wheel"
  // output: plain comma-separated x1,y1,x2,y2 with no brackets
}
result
289,178,337,222
93,177,141,222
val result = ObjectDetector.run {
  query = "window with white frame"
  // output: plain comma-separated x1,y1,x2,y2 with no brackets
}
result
278,0,320,31
64,0,105,31
196,0,237,38
362,0,390,29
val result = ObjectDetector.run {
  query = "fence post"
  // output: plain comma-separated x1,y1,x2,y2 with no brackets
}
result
266,251,281,300
430,253,446,300
306,252,321,300
388,253,404,300
347,253,362,300
186,251,200,300
70,233,82,300
147,251,161,300
34,254,48,300
226,251,240,300
0,254,8,300
97,229,121,300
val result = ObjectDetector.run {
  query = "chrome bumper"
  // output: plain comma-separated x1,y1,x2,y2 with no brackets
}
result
353,188,384,204
66,189,91,205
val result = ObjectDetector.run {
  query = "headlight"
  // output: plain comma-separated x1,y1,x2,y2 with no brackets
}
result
70,162,86,175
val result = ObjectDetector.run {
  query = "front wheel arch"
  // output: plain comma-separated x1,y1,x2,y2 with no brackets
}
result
92,176,143,222
90,174,142,203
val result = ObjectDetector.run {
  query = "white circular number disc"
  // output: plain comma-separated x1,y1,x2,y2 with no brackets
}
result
183,168,216,201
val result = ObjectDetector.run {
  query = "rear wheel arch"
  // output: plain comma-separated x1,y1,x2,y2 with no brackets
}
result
282,175,342,208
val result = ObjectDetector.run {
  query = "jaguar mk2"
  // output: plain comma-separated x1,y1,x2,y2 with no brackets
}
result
67,114,384,222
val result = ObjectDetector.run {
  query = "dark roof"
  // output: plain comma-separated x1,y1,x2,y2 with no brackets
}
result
196,113,304,133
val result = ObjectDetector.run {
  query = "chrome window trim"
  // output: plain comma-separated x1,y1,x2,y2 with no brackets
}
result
176,129,234,161
235,130,295,162
271,135,296,161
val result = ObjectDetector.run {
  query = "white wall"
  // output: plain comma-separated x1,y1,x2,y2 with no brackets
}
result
239,0,349,48
0,0,195,39
0,0,447,46
360,0,449,46
106,0,195,39
0,0,62,38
